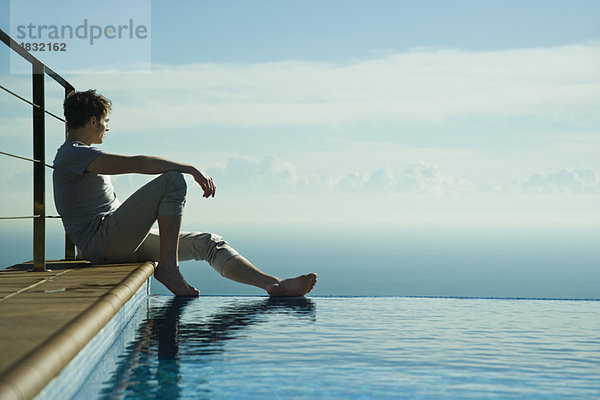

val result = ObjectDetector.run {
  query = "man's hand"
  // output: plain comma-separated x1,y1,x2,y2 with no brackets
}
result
192,169,216,198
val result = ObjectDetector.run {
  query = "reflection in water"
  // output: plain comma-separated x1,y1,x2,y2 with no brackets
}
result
99,297,316,399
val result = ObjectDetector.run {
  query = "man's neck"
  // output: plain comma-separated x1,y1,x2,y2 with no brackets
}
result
67,129,94,145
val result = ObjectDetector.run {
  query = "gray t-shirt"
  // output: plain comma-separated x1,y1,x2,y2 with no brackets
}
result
53,141,120,249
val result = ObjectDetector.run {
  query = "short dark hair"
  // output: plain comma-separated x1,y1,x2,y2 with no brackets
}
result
63,89,111,130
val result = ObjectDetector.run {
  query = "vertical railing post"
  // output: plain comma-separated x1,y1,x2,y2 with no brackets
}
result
32,62,46,271
64,86,75,260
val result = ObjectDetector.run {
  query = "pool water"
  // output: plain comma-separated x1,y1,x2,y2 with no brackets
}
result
96,296,600,399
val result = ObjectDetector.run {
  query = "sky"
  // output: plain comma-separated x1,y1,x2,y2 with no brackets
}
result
1,0,600,234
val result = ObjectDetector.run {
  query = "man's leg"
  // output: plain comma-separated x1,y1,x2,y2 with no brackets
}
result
85,171,200,297
138,229,317,297
221,255,317,297
153,215,199,297
85,171,186,263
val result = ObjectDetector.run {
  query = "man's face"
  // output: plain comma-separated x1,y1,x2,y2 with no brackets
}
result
92,114,110,143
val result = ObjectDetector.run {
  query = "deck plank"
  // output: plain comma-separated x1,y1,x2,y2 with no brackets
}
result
0,261,154,396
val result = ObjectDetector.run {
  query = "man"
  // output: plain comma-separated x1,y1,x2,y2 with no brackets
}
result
53,89,317,297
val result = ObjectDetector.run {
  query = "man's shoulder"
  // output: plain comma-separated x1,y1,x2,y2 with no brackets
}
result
54,141,103,166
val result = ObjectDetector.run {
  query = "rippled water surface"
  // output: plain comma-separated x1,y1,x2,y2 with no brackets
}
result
97,296,600,399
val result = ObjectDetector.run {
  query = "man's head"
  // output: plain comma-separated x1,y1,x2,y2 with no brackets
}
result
63,89,111,131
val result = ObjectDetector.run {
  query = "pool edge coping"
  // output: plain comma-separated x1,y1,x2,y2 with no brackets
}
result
0,262,154,400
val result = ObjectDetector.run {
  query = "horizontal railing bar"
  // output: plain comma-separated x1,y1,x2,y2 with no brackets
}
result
0,150,54,168
0,215,41,220
0,84,37,107
1,85,66,123
0,215,62,220
0,29,75,91
44,109,66,123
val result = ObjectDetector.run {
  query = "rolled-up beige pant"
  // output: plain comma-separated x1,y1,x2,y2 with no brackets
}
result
83,171,238,274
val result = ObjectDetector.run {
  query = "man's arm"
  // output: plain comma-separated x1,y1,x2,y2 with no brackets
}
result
87,154,216,197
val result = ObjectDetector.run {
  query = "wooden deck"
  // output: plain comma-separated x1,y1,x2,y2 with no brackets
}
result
0,260,154,400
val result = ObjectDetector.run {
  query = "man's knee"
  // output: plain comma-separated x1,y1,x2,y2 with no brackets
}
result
204,233,239,275
162,171,187,192
182,232,239,274
155,171,187,216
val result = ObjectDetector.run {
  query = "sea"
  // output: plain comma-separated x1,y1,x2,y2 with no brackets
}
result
1,223,598,299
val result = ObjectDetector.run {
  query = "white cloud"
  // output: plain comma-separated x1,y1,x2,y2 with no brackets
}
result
522,167,600,194
50,42,600,131
333,163,475,195
364,167,395,193
209,157,477,195
205,157,600,199
395,163,473,194
208,156,301,193
333,172,368,193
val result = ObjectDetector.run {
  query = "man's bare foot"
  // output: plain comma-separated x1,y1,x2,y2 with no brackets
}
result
154,264,200,297
266,273,317,297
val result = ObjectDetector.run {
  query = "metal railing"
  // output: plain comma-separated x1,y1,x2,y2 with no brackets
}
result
1,28,75,271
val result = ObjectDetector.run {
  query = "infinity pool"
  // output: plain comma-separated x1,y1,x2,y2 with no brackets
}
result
88,296,599,399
